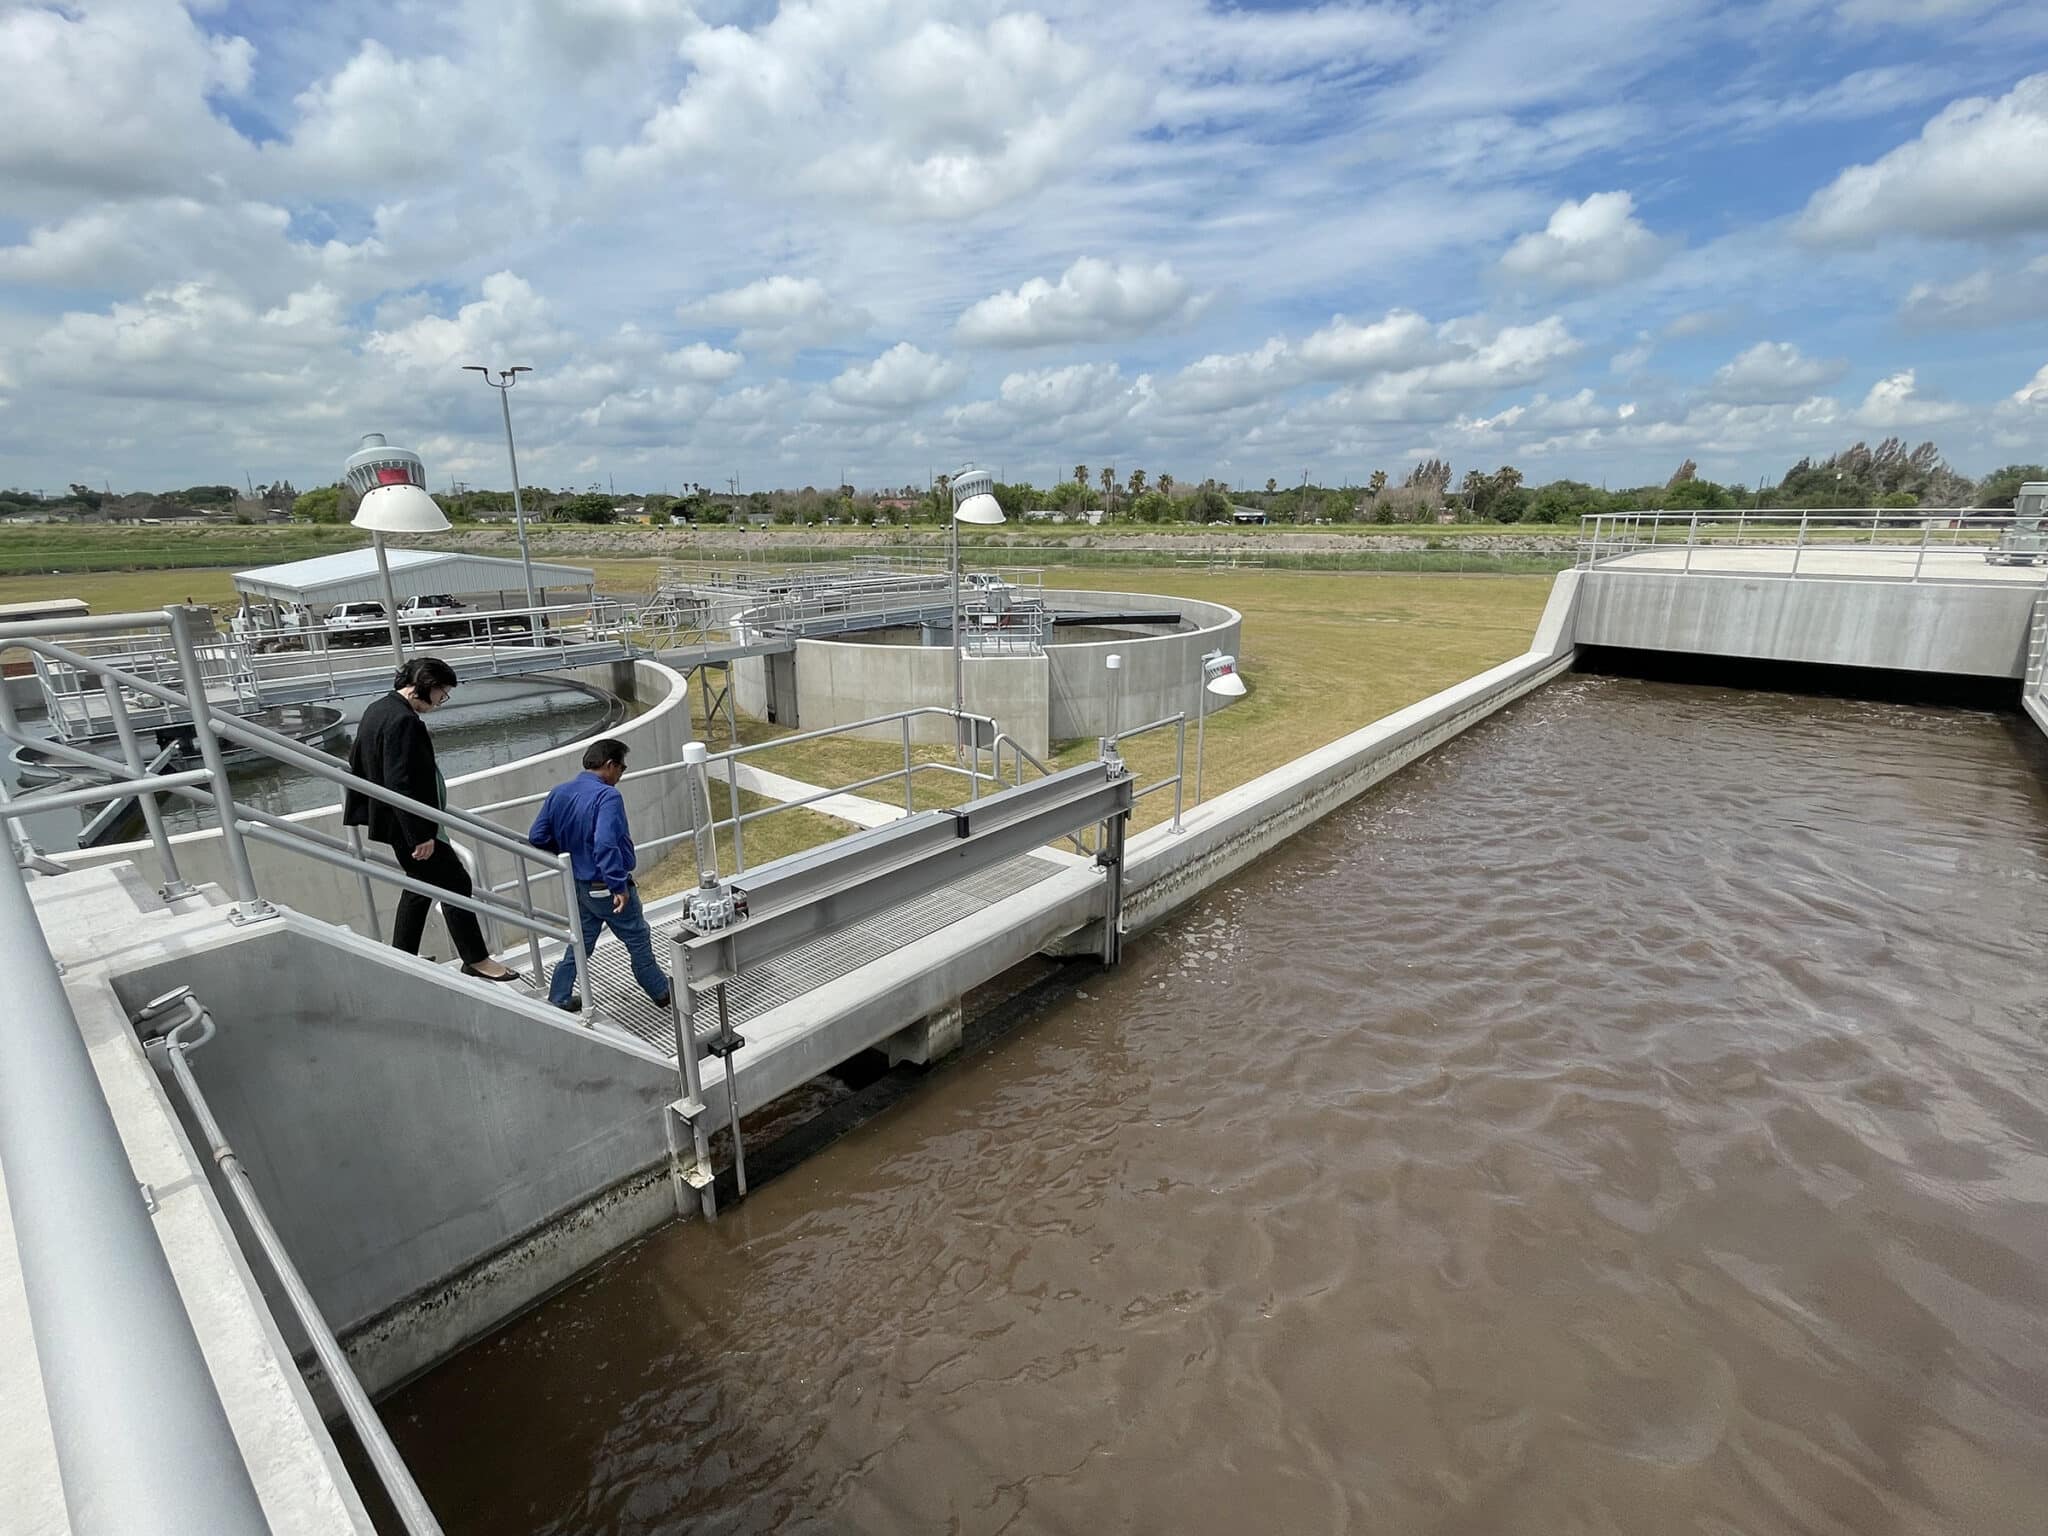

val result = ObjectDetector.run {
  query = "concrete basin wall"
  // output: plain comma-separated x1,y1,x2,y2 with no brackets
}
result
107,915,680,1395
1045,591,1241,743
765,590,1242,757
791,638,1053,756
55,658,698,947
1575,570,2039,678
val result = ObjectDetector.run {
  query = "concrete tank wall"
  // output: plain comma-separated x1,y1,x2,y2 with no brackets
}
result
1574,571,2037,678
107,918,680,1394
56,658,699,948
1045,591,1242,743
791,637,1052,756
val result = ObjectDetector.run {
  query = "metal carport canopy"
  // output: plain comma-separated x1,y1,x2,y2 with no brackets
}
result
232,547,597,608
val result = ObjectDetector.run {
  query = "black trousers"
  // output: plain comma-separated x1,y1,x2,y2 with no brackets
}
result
390,839,491,967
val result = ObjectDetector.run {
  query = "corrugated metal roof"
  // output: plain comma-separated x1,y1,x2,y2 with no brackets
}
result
233,547,597,607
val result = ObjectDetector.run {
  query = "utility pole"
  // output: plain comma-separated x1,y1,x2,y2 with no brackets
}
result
461,364,539,613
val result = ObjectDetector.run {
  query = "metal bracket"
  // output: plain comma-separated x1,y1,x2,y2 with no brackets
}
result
225,899,281,926
704,1030,746,1059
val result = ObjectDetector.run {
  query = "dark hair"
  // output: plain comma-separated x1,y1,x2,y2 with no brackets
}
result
582,737,629,772
397,657,459,695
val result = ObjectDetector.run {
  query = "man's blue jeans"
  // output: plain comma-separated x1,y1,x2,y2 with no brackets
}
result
550,883,670,1007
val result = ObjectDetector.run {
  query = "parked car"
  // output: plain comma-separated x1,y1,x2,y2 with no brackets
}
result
399,593,470,640
323,601,389,646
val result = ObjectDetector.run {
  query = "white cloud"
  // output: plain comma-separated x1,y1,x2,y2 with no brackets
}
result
2014,363,2048,408
1162,337,1296,414
0,0,253,208
1799,72,2048,243
1854,367,1966,427
949,362,1153,441
662,342,745,383
956,259,1207,347
1611,334,1654,374
29,283,349,403
679,276,871,354
1900,254,2048,329
1499,191,1672,291
365,273,569,376
1711,341,1845,403
827,343,964,410
1296,310,1443,376
274,42,481,189
593,5,1136,219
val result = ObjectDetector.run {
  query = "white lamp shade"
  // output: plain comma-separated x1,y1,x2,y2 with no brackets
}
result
953,492,1006,525
353,483,451,534
1204,655,1247,696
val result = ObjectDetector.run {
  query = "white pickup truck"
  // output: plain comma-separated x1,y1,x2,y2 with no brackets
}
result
398,593,470,640
323,601,390,647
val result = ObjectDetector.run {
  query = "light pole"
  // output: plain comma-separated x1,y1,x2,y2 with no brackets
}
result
948,467,1006,740
1193,649,1246,806
345,434,451,671
464,364,539,614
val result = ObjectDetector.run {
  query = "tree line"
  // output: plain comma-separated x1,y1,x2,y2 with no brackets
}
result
11,439,2042,530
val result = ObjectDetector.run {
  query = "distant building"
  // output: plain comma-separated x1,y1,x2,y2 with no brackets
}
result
1232,508,1268,525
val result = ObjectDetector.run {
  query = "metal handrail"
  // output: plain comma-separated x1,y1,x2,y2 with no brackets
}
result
0,611,594,1010
1107,711,1188,833
1577,509,2044,584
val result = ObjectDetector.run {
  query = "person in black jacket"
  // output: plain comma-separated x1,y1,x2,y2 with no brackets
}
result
343,657,521,983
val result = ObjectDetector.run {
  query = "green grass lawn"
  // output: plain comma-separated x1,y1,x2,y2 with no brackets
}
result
642,566,1552,850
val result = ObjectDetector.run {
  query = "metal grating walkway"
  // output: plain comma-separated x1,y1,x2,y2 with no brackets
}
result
580,854,1067,1055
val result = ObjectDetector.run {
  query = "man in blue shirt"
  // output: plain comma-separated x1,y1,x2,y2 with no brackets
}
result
529,738,671,1013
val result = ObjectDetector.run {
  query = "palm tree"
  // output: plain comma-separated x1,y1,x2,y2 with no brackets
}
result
1368,469,1388,497
1159,473,1174,498
1100,466,1115,509
1129,468,1146,497
1266,477,1278,493
1074,464,1088,491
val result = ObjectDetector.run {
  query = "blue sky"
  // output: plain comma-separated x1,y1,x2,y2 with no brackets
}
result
1,0,2045,495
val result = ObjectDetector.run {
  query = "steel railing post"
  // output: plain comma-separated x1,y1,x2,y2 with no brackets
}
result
556,852,588,1018
166,605,273,923
1171,716,1185,833
0,856,272,1536
1791,515,1808,577
510,853,545,980
1914,517,1931,582
100,680,193,898
345,825,381,936
902,714,915,814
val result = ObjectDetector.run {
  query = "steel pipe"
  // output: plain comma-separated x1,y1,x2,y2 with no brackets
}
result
148,995,444,1536
0,853,271,1536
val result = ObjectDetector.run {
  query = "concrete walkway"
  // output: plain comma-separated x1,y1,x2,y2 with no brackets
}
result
1600,545,2047,584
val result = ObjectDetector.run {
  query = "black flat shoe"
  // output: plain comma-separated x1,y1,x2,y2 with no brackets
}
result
462,964,525,984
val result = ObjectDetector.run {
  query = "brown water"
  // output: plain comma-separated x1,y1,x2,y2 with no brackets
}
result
384,675,2048,1534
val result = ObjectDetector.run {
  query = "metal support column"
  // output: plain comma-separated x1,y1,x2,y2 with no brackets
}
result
667,932,717,1221
1097,808,1126,968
